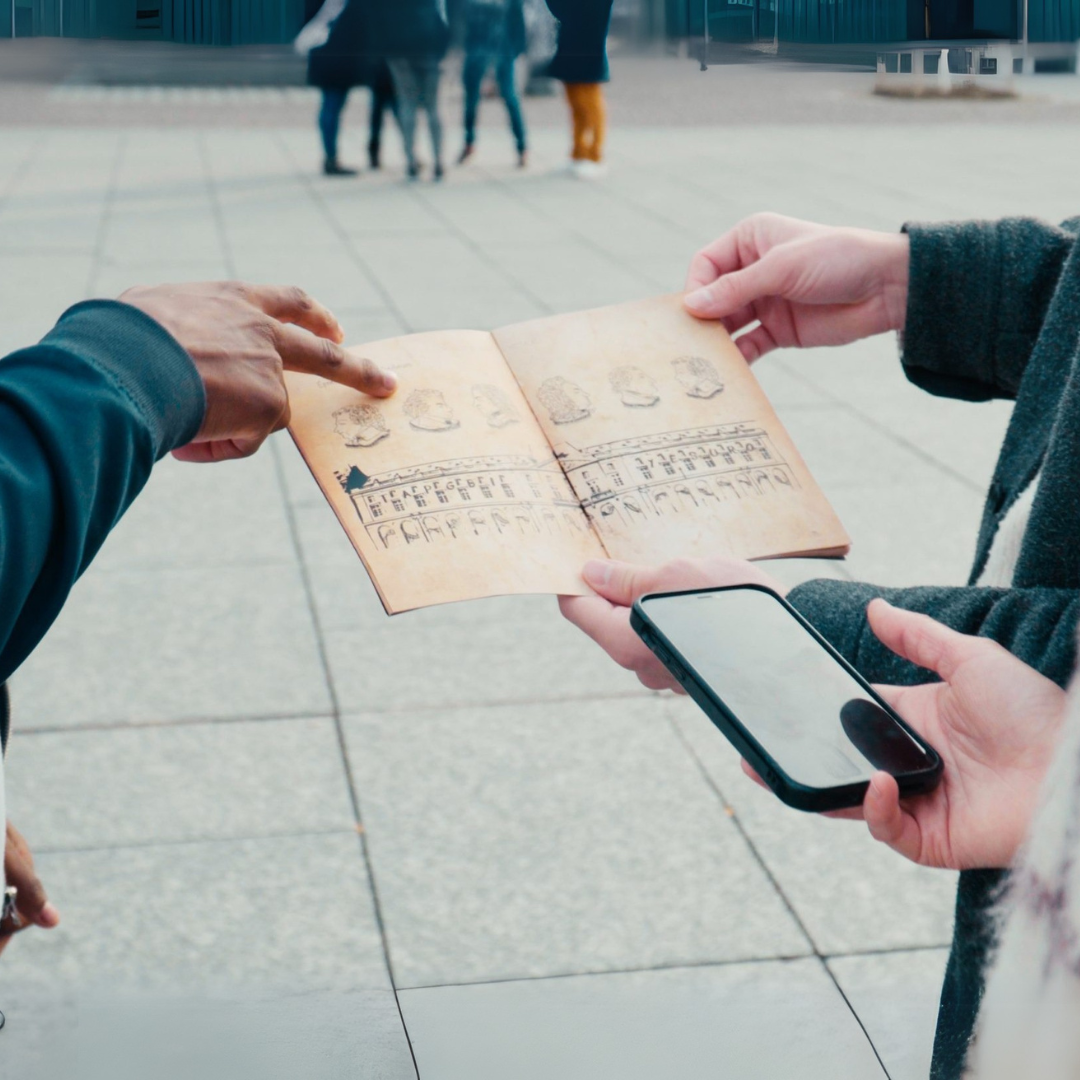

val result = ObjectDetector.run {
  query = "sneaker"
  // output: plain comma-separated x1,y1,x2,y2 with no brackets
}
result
323,158,358,177
457,144,475,166
573,160,607,180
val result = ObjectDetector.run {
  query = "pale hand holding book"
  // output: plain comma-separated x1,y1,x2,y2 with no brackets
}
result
286,294,850,614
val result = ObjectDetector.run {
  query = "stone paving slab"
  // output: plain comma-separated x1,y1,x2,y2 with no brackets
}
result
0,835,390,994
92,453,295,573
344,698,810,988
2,108,1078,1073
0,991,417,1080
11,563,331,729
668,698,958,955
399,959,885,1079
6,717,354,851
829,949,950,1080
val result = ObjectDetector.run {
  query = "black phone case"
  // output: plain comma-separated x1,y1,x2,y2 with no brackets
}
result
631,584,943,813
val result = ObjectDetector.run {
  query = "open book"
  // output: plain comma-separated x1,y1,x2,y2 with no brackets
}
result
286,295,849,614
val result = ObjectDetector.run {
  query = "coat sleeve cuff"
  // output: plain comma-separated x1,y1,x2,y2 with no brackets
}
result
899,220,1002,401
40,300,206,458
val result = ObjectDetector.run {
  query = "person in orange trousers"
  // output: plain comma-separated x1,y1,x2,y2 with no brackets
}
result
543,0,613,178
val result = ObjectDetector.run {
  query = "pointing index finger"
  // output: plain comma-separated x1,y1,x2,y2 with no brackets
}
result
274,323,397,397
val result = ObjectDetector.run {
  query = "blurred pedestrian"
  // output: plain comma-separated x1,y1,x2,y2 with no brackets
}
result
522,0,558,96
459,0,528,168
375,0,451,181
299,0,399,176
544,0,614,179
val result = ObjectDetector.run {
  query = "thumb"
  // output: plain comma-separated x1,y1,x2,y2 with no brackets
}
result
867,599,975,682
684,251,789,320
863,770,924,864
582,560,661,605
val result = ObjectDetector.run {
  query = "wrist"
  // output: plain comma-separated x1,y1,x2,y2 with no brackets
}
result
881,233,911,334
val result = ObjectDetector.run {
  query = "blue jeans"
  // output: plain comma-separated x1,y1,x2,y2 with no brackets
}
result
463,49,526,153
388,58,444,170
318,88,349,161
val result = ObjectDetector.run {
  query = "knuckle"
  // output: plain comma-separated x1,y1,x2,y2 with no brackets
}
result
289,285,313,311
320,338,343,369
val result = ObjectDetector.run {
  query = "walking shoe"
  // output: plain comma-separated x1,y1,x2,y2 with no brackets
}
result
433,162,445,182
457,144,475,165
406,161,421,181
368,142,381,170
323,158,358,177
572,160,607,180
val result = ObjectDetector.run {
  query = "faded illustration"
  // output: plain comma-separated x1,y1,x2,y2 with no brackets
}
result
471,384,520,428
609,365,660,408
333,404,390,448
335,453,587,551
672,356,725,399
558,423,800,537
404,389,460,432
537,376,593,425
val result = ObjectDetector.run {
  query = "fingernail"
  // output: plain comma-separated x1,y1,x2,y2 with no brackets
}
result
583,559,612,587
38,902,60,928
381,371,398,393
684,287,712,313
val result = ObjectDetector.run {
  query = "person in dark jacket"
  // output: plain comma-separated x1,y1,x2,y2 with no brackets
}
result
374,0,451,180
0,281,395,957
458,0,529,168
559,210,1080,1080
544,0,613,177
303,0,398,175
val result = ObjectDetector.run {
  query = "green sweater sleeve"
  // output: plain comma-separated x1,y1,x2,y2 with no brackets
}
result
0,300,205,685
901,217,1079,402
787,577,1079,688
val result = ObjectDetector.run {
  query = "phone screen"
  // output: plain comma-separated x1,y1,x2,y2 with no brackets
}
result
641,589,936,789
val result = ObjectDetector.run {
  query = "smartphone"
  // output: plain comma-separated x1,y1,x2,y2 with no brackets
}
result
631,585,943,812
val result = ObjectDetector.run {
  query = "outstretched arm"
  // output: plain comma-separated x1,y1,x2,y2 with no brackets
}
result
0,282,395,684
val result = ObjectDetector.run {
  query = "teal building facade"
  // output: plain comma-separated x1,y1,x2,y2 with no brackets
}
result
2,0,306,43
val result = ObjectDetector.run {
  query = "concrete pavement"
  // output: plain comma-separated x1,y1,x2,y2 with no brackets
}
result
0,63,1075,1076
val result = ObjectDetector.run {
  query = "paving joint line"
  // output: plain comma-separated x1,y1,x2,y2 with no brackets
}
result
666,709,894,1076
12,689,657,736
269,438,421,1080
190,137,418,1078
35,825,357,857
480,162,669,294
775,360,987,496
84,129,126,298
274,130,414,335
397,951,820,993
407,180,553,317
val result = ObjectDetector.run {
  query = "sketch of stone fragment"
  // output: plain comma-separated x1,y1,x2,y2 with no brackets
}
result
404,389,460,432
471,384,520,428
537,376,592,425
333,404,390,448
609,366,660,408
672,356,724,399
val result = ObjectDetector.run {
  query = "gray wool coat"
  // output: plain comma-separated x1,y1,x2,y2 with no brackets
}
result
787,216,1080,1080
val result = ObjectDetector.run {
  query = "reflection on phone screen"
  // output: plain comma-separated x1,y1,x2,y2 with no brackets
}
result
642,589,935,789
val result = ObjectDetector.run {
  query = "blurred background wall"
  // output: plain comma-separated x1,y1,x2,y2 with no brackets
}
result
1,0,1077,51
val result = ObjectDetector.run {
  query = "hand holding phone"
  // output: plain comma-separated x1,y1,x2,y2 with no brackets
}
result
632,586,943,812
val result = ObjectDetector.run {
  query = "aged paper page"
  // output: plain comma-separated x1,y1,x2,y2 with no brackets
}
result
287,331,604,614
494,295,850,564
